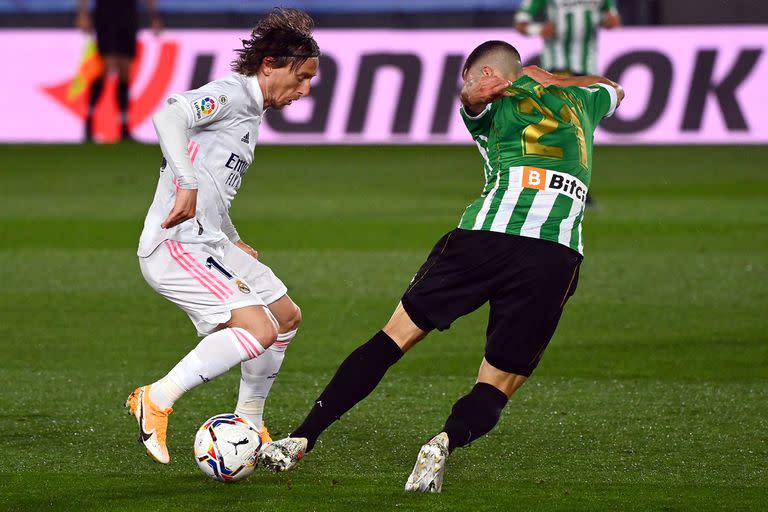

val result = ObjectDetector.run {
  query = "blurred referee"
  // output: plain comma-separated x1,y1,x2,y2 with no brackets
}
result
77,0,162,142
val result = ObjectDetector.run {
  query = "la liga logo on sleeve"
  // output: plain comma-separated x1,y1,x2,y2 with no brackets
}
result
192,96,217,120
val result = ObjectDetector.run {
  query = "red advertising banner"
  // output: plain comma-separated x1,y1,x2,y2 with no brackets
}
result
2,27,766,144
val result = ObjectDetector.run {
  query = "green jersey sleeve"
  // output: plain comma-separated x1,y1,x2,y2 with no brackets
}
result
460,101,501,138
601,0,618,13
566,84,618,127
516,0,546,21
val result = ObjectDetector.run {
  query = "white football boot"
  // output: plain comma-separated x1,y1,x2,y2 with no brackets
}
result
405,432,450,493
259,437,308,472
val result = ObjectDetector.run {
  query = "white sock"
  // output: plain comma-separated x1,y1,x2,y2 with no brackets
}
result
235,329,297,429
147,376,184,410
149,327,266,409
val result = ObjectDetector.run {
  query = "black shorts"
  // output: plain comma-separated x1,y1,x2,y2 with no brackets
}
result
93,8,138,57
401,229,582,377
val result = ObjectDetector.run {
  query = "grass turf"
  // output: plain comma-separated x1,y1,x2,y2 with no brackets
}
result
0,144,766,511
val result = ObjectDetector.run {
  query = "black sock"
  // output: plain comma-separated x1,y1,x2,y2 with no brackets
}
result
85,78,104,138
117,80,129,136
442,383,508,453
292,331,403,451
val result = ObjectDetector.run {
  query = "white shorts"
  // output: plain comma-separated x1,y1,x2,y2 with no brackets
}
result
139,239,288,336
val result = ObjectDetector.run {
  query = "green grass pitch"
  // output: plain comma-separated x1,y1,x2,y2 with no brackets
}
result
0,143,766,511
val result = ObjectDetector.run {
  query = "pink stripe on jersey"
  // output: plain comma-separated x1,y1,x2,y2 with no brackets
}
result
170,241,233,299
273,341,290,348
186,140,200,163
172,176,181,192
190,142,200,163
232,328,263,359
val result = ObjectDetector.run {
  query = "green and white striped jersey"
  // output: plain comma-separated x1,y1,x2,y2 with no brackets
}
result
458,75,617,254
516,0,618,75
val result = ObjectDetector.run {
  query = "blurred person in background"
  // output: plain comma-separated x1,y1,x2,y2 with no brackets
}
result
514,0,621,76
515,0,621,207
77,0,162,142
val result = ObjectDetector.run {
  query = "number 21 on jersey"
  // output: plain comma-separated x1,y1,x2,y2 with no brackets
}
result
517,96,588,169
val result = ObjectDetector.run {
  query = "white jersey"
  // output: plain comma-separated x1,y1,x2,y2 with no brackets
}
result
138,73,264,257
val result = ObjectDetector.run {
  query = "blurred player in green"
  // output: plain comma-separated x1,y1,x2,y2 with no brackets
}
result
515,0,622,206
260,40,624,492
515,0,622,76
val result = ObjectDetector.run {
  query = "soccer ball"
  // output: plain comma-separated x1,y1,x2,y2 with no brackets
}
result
193,413,262,482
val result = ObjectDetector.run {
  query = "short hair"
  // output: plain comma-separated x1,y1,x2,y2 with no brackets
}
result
232,8,321,76
462,40,521,77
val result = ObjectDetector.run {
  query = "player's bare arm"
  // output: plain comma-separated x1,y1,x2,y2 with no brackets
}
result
514,20,555,39
514,0,554,39
523,65,625,105
460,74,512,115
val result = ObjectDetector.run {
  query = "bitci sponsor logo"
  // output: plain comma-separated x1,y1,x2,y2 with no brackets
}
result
521,167,588,202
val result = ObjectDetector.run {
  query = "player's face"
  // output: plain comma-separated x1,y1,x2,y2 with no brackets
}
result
267,58,319,110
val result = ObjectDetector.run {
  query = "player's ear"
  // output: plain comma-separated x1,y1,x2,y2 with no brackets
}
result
481,65,493,77
262,56,275,76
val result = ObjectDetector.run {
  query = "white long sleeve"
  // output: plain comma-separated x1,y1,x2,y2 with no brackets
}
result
152,100,198,189
220,209,240,243
138,73,263,258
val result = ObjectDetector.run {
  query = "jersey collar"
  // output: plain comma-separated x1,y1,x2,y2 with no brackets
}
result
511,75,536,89
246,75,265,113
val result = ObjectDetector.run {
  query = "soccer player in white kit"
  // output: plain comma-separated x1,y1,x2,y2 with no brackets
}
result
124,8,320,464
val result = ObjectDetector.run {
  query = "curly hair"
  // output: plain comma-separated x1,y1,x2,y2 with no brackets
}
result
232,8,321,76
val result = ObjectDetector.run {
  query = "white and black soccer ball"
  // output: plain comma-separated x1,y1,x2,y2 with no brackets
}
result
193,413,262,482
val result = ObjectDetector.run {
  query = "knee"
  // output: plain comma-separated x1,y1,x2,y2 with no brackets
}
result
231,313,278,348
382,303,428,353
280,304,302,333
253,320,279,347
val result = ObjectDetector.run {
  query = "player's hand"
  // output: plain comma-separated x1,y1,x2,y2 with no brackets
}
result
541,21,556,39
76,11,92,33
235,240,259,260
161,188,197,229
602,12,622,29
523,66,560,87
460,75,512,114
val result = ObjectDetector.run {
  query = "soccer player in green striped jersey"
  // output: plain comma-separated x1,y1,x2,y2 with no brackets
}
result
261,41,624,493
514,0,622,76
457,59,618,253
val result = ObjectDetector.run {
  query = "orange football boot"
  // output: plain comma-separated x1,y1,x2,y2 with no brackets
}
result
125,385,172,464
